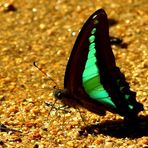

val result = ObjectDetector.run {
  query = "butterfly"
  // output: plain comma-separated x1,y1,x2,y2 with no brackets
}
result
54,9,143,119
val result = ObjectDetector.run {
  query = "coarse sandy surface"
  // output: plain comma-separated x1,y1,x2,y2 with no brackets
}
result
0,0,148,147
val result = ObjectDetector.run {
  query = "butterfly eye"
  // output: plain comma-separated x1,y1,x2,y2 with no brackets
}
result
54,89,63,99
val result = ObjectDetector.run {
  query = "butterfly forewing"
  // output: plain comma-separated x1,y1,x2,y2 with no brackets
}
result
64,9,111,94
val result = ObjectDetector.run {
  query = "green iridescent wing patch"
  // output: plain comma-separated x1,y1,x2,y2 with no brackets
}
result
82,28,116,109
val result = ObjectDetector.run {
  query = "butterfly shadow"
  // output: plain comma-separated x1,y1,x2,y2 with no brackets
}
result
79,115,148,139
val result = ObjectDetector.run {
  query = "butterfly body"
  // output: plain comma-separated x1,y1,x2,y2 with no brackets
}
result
54,9,143,118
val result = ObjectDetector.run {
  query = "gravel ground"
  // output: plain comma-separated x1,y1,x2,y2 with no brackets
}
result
0,0,147,147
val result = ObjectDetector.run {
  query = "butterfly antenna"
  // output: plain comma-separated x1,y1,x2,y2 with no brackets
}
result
33,62,59,89
33,62,60,114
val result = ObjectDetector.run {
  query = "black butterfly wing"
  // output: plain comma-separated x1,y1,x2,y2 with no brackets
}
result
64,9,111,93
63,9,110,115
62,9,143,117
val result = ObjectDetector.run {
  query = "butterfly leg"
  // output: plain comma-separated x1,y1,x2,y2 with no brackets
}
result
45,101,70,113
